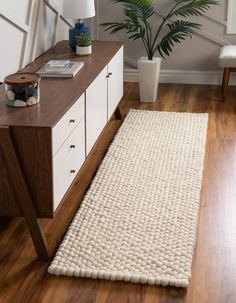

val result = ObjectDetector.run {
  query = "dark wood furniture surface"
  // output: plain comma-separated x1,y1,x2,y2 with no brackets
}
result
0,40,123,259
0,40,122,218
0,40,122,127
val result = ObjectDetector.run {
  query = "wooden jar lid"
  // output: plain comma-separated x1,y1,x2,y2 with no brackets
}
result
4,73,40,86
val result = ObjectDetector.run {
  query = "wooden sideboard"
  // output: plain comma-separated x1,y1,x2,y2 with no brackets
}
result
0,40,123,259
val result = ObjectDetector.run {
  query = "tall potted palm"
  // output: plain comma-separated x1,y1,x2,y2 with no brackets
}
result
101,0,218,102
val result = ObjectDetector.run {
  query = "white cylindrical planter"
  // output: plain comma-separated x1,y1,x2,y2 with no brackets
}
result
76,45,92,55
137,57,162,102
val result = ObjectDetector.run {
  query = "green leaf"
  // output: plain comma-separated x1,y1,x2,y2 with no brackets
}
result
111,0,155,21
101,21,144,40
170,0,218,18
157,20,201,57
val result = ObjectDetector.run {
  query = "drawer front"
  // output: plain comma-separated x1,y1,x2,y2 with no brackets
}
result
53,119,85,211
52,94,84,156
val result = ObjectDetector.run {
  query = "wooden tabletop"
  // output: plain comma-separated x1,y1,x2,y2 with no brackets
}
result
0,40,123,127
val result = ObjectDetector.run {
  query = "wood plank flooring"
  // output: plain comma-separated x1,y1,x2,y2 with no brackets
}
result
1,83,236,303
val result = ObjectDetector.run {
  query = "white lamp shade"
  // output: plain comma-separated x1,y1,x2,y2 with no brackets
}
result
63,0,95,19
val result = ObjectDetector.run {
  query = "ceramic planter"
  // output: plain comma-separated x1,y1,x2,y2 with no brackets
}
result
137,57,162,102
76,45,92,56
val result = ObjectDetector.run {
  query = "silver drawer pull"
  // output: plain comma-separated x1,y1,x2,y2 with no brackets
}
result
69,119,75,123
70,169,76,174
70,145,76,149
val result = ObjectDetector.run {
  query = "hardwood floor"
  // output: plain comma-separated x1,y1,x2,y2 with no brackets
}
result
1,83,236,303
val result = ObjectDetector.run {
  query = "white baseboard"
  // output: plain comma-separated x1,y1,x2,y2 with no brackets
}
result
124,68,236,85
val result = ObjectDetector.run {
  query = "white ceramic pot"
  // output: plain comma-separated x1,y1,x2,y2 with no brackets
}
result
137,57,162,102
76,45,92,55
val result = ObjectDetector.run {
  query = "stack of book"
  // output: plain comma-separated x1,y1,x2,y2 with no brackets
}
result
37,60,84,78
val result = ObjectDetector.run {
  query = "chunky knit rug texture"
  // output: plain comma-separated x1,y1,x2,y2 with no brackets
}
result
48,110,208,288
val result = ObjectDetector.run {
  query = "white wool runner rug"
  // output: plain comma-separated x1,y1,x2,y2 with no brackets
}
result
48,110,208,288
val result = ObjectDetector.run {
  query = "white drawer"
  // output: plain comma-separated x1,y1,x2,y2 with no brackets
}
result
52,94,84,156
53,119,85,211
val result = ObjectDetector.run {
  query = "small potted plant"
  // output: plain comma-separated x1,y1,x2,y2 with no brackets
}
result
101,0,218,102
76,30,92,55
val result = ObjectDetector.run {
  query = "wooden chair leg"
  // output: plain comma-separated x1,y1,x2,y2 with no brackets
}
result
114,106,123,120
0,126,49,260
222,68,230,97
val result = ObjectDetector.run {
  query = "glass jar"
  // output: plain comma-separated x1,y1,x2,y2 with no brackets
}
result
4,73,41,107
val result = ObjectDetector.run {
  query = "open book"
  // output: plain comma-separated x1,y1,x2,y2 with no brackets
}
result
37,60,84,78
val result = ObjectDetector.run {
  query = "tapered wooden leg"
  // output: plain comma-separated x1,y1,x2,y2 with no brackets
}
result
114,106,123,120
0,126,49,260
222,68,230,97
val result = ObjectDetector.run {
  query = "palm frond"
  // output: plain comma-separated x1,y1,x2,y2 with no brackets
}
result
157,20,201,57
170,0,218,18
101,21,145,39
112,0,155,21
124,8,138,22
